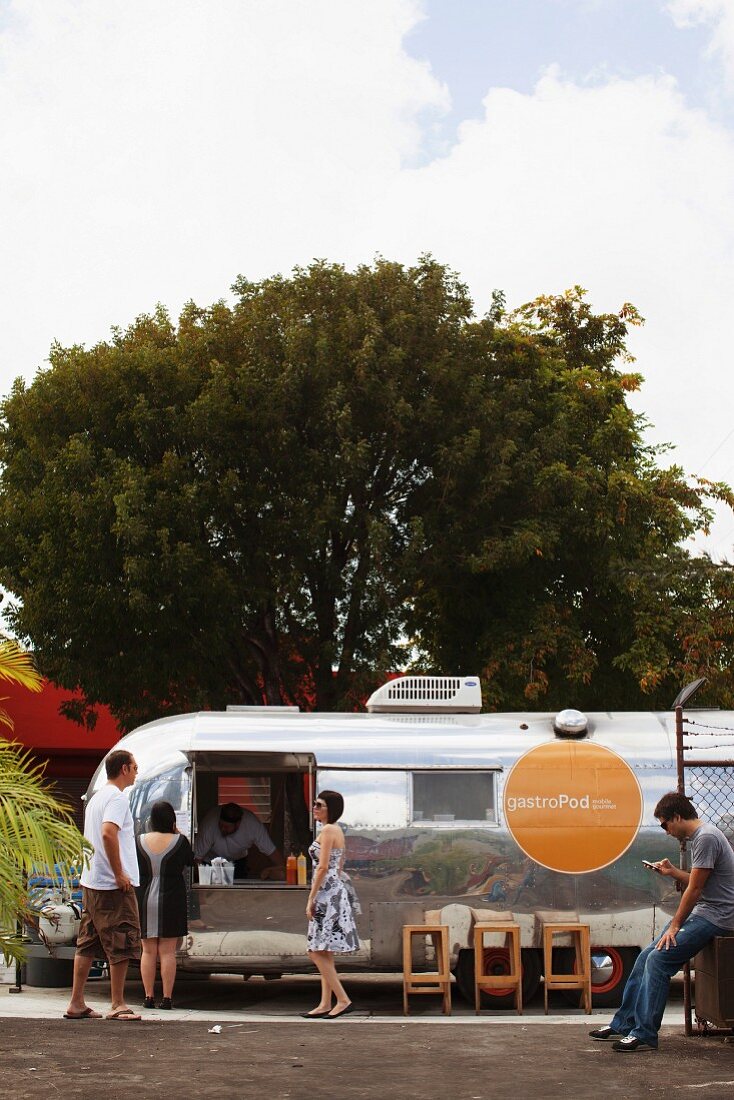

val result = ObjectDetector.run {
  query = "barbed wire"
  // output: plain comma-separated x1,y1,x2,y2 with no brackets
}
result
683,718,734,734
682,748,734,756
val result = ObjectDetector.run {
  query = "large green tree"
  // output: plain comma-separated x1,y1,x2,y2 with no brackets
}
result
408,288,734,710
0,261,731,726
0,259,475,725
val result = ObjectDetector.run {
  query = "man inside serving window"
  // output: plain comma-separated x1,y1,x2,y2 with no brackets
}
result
194,802,285,880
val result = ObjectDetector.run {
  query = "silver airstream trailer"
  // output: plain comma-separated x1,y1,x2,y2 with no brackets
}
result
80,675,727,1008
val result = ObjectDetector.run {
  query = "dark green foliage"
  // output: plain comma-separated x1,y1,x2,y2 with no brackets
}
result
0,262,732,728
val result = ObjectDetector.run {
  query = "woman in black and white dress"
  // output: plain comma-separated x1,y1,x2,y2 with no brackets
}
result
302,790,360,1019
136,799,194,1009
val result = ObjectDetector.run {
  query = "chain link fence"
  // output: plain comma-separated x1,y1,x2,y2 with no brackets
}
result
683,765,734,838
679,713,734,1034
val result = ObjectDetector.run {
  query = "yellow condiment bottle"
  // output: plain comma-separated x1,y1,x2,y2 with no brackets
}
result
296,851,307,886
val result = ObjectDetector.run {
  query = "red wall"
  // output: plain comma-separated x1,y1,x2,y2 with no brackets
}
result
2,680,122,779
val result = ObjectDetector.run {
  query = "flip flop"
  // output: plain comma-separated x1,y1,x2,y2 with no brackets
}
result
106,1008,142,1021
63,1007,103,1020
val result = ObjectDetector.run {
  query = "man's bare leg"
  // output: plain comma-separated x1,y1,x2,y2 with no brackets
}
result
109,959,131,1013
65,954,95,1016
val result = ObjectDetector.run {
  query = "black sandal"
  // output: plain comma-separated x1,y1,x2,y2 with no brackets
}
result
158,997,173,1010
143,996,155,1009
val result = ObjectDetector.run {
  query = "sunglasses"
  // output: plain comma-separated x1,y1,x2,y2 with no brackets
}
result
313,800,326,809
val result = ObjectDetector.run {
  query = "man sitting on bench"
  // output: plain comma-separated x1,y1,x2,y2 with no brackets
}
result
589,791,734,1052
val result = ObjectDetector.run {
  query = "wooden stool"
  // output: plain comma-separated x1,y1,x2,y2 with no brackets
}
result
473,921,522,1014
402,924,451,1015
542,922,592,1014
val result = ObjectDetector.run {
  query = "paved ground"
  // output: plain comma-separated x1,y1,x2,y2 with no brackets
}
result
1,975,733,1100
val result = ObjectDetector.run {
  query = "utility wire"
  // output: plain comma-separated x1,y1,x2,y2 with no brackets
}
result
694,426,734,478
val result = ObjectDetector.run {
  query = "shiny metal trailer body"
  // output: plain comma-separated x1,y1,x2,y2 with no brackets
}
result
82,706,732,1005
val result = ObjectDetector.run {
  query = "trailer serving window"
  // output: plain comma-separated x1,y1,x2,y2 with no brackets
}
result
189,750,314,883
410,770,497,825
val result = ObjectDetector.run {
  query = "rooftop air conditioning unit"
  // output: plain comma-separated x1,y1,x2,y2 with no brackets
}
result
366,675,482,714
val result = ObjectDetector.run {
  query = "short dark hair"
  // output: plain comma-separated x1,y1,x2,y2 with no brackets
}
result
105,750,134,779
318,790,344,824
220,802,244,824
149,800,176,833
654,792,698,822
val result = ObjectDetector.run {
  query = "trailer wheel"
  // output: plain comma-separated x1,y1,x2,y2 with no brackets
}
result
455,947,541,1009
558,946,639,1009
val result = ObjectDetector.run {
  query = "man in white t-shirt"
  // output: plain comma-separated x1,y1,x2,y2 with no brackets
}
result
64,749,142,1021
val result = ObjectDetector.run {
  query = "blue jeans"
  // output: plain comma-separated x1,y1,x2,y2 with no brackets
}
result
609,915,729,1047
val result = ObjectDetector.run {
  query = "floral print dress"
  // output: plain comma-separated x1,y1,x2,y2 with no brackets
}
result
307,839,361,953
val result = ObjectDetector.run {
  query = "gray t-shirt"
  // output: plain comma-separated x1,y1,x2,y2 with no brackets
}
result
691,822,734,929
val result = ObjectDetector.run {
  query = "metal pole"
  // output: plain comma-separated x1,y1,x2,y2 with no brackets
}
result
675,705,694,1035
8,915,23,994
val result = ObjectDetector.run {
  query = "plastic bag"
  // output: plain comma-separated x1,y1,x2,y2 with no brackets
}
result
210,857,235,886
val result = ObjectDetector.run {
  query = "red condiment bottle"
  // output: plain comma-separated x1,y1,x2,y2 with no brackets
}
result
286,854,297,885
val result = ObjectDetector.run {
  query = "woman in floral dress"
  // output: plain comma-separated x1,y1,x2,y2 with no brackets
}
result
302,790,360,1019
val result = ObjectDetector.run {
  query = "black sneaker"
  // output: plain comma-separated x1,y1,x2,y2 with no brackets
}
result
612,1037,653,1053
142,996,155,1009
589,1026,623,1041
158,997,173,1010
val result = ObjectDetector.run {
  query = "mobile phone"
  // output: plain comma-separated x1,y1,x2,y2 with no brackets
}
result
642,859,656,870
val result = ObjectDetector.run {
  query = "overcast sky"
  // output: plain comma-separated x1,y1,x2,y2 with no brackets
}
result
2,0,733,556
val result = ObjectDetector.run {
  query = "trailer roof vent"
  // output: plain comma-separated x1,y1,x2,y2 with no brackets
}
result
366,676,482,714
553,708,588,738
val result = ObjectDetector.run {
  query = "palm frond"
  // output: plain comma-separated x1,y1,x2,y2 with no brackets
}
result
0,639,43,693
0,738,89,960
0,930,25,963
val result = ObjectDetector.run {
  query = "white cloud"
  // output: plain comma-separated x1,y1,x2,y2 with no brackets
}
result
667,1,734,86
0,0,447,382
1,0,733,560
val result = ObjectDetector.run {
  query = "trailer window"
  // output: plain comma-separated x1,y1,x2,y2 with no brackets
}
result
129,762,191,837
411,771,497,825
317,769,408,829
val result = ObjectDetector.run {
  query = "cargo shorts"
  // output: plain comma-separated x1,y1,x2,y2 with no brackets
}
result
76,887,141,965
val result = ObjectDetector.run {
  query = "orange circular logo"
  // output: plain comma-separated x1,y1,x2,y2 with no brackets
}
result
503,741,643,873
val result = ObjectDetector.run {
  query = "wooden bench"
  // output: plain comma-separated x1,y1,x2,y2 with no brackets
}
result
694,935,734,1028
